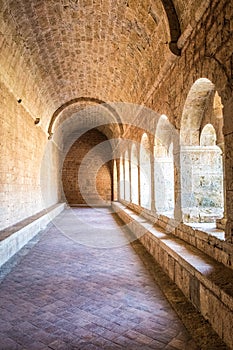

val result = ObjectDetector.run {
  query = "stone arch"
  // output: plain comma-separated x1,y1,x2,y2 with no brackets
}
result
140,133,151,209
180,79,224,223
154,115,175,214
160,0,181,56
47,97,124,138
200,124,217,146
212,91,224,147
181,78,215,146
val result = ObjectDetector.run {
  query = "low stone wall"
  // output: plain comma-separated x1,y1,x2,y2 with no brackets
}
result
0,203,66,268
119,199,233,270
158,215,233,271
112,202,233,349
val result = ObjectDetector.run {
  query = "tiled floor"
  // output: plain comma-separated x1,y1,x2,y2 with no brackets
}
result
0,208,198,350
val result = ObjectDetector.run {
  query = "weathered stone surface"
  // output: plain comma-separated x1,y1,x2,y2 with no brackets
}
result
113,202,233,349
0,0,233,348
62,129,112,206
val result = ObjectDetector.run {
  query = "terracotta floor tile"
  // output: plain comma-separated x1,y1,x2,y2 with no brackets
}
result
0,208,198,349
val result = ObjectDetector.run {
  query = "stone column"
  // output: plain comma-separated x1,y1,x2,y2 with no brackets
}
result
123,157,126,200
224,133,233,242
150,152,156,211
222,96,233,242
116,158,120,201
216,143,227,230
173,142,183,222
129,151,132,203
138,156,141,207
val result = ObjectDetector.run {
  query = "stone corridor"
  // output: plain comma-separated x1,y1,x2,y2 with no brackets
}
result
1,0,233,348
0,208,199,350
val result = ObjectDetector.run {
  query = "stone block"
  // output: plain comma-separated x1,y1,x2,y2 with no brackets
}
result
0,203,65,268
189,276,200,309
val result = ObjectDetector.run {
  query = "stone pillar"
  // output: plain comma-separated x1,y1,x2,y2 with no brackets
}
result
154,157,174,213
123,157,126,200
113,159,118,202
216,143,227,230
150,152,156,211
224,133,233,242
129,151,132,203
222,95,233,242
173,142,183,222
138,156,141,207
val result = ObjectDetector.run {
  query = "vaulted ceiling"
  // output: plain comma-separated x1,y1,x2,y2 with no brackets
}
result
0,0,195,135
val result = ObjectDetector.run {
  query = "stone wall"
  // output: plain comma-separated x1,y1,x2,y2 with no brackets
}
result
112,202,233,349
0,0,233,237
119,0,233,237
62,129,112,206
0,79,61,230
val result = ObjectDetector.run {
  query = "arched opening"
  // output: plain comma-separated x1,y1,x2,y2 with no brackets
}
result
154,136,174,214
140,133,151,209
131,144,139,205
119,155,124,200
124,150,130,201
180,79,224,224
113,160,118,201
48,97,124,138
200,124,216,146
154,114,175,215
62,128,112,206
197,124,224,219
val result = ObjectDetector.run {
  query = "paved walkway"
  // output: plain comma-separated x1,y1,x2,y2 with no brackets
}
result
0,208,197,350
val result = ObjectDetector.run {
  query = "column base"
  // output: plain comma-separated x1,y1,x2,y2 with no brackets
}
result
216,217,227,230
224,219,233,243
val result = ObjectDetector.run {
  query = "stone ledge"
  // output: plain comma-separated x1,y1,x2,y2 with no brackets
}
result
0,203,66,268
112,202,233,349
119,200,233,270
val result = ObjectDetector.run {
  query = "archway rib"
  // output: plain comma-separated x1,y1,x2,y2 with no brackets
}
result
48,97,123,138
160,0,181,56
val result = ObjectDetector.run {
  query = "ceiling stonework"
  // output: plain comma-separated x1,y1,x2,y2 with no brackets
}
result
0,0,193,132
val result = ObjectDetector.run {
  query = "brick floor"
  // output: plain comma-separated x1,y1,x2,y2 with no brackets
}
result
0,208,198,350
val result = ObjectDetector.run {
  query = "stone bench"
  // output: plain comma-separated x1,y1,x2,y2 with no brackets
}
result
112,202,233,350
0,203,65,268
